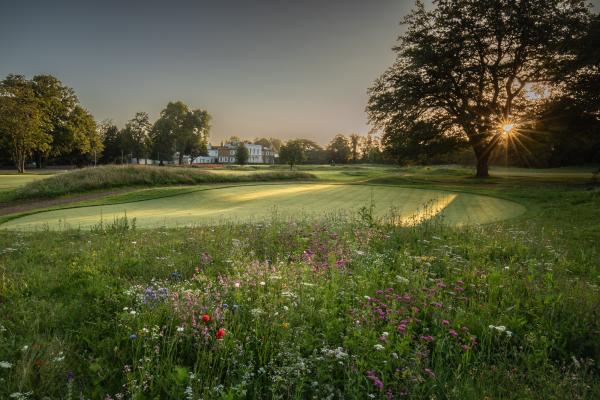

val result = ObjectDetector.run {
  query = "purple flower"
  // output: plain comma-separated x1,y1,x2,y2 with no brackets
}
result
366,371,384,389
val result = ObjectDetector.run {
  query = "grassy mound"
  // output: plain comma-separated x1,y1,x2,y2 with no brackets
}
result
13,165,315,199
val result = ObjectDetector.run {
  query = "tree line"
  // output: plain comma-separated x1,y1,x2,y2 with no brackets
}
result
0,74,211,172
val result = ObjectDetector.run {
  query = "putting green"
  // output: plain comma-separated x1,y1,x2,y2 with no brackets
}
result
2,183,525,230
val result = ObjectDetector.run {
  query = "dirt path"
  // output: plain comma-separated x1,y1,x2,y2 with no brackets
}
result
0,189,129,216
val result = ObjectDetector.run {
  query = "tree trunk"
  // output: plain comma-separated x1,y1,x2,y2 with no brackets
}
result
475,157,489,178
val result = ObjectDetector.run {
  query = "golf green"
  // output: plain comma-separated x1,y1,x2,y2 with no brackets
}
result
2,183,525,230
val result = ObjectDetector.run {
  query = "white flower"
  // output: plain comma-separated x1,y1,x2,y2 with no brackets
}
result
396,275,409,284
52,352,65,362
382,331,389,337
177,326,185,333
373,344,385,351
129,310,136,315
259,281,266,286
21,345,28,352
0,361,12,368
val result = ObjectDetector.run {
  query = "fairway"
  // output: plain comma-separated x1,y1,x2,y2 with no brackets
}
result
0,173,51,190
2,183,525,230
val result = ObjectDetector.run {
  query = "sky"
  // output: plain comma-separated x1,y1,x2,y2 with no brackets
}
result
1,0,598,145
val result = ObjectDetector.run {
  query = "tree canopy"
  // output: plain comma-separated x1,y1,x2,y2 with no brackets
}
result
368,0,593,176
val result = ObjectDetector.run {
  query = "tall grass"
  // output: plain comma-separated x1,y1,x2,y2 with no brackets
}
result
0,186,599,399
13,165,315,199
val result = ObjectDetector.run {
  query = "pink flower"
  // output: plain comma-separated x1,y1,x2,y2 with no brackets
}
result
442,320,449,326
423,368,436,379
449,329,458,338
420,335,434,342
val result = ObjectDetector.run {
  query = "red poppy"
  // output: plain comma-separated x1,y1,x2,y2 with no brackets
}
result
216,328,225,340
202,314,210,322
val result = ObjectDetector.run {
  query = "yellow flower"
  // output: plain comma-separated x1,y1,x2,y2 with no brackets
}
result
282,322,289,329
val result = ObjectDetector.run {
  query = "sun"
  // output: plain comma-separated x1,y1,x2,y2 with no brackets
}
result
501,123,515,135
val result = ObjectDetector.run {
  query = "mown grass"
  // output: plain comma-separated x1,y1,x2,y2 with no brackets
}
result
0,179,599,399
11,165,315,200
3,183,525,230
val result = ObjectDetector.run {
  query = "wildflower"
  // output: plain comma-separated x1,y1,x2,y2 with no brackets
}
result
129,310,136,315
441,320,449,326
366,371,384,389
177,326,185,333
200,252,213,264
234,282,241,288
282,322,289,329
0,361,13,368
202,314,210,322
129,334,137,340
21,345,29,352
259,281,266,286
216,328,225,340
449,329,458,338
423,368,436,379
374,344,385,351
420,335,434,343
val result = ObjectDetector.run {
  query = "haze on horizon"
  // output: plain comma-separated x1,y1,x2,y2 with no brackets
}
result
0,0,423,145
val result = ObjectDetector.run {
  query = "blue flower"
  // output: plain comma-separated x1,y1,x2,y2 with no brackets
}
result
129,334,137,340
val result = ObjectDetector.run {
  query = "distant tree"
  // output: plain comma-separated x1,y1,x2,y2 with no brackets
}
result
361,132,383,163
294,139,325,164
151,102,211,165
236,143,250,165
226,135,241,144
327,134,351,164
253,137,283,153
99,120,122,163
121,112,152,163
30,75,77,165
184,109,210,164
63,105,98,166
269,138,283,152
254,137,272,148
368,0,592,177
279,139,306,169
0,75,50,173
349,134,362,163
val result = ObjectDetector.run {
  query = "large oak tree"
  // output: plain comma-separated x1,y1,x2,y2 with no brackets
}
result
368,0,591,177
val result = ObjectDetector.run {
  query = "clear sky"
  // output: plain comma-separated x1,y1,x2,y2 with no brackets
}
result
1,1,598,145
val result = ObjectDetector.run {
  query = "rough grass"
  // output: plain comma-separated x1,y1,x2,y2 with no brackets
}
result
0,185,598,399
12,165,315,200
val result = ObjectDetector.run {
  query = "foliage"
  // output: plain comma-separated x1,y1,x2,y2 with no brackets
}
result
236,143,250,165
121,112,152,163
279,140,307,169
349,134,362,163
327,134,351,164
368,0,593,177
0,75,51,173
150,102,211,165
